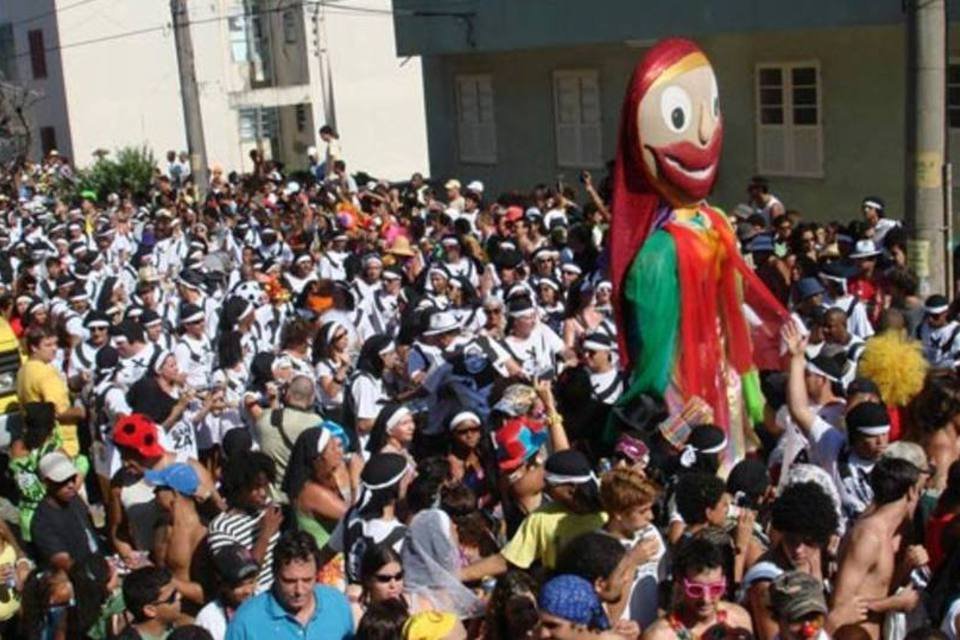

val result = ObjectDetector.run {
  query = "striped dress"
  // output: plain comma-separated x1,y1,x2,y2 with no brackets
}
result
207,509,279,594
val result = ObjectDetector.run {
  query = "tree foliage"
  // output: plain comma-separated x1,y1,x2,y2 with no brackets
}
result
76,146,156,201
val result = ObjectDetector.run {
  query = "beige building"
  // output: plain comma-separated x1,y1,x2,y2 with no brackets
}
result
0,0,429,179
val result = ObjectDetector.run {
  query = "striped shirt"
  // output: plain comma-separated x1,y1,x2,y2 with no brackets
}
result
207,509,279,594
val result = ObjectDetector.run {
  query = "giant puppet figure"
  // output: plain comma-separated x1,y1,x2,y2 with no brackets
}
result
610,38,788,464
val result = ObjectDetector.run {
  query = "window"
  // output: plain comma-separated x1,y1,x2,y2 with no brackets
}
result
238,106,278,141
28,30,47,80
39,126,56,155
553,70,602,168
455,74,496,164
283,9,299,44
949,62,960,129
0,25,16,81
295,104,307,132
228,14,250,62
756,62,822,177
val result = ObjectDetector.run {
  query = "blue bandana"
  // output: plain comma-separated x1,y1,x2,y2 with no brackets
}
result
538,574,610,630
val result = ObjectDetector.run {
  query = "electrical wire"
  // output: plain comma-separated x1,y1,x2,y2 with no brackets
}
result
7,0,463,62
9,0,104,27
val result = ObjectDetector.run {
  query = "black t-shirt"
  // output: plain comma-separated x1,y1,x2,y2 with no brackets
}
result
31,495,100,567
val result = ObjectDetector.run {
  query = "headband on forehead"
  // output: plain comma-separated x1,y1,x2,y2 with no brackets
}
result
805,360,841,384
378,340,396,356
316,427,332,455
323,321,346,346
854,424,890,436
152,349,172,374
450,411,481,429
545,471,597,486
386,406,412,432
679,435,728,468
863,199,884,210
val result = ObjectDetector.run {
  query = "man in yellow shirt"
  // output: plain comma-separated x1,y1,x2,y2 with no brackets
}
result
17,326,86,456
460,449,606,580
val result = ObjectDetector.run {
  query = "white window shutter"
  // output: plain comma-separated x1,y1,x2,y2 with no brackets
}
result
554,70,602,168
758,128,787,174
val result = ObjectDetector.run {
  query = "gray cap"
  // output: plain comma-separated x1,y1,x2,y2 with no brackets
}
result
769,571,827,621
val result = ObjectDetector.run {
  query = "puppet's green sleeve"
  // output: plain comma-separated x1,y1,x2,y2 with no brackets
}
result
621,230,679,402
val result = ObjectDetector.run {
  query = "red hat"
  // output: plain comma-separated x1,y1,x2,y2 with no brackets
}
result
494,416,548,473
504,206,524,223
113,414,165,458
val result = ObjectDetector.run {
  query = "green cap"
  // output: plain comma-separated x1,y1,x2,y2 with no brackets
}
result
769,571,827,621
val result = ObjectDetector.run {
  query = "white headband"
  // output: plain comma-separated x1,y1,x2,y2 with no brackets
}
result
386,406,412,432
805,360,841,384
378,340,396,356
544,471,597,485
508,307,536,319
316,428,332,455
863,199,883,210
853,424,890,436
679,436,729,468
450,411,481,429
153,349,172,374
582,339,612,352
926,304,950,315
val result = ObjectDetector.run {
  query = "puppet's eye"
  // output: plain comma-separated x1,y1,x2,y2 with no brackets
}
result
660,86,692,133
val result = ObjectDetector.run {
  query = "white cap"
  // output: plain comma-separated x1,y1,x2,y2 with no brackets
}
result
39,451,78,483
466,180,484,193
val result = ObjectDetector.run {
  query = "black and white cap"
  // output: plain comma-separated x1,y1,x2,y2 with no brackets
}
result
582,331,614,352
83,311,111,329
179,303,205,325
925,294,950,315
507,295,536,318
846,401,891,437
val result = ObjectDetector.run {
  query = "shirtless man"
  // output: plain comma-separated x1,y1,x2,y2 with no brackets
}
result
907,370,960,493
832,458,928,639
643,537,753,640
150,464,209,607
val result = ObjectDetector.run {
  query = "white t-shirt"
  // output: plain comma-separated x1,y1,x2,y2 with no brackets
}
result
195,600,228,640
615,526,668,628
502,323,565,378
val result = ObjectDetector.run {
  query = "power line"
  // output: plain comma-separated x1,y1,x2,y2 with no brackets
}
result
7,0,466,62
10,0,103,27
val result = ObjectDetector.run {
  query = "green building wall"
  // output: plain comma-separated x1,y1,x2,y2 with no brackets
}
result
422,25,912,222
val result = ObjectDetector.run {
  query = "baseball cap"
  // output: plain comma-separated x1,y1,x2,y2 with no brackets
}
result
39,451,78,483
212,544,260,586
144,463,200,496
769,571,828,621
882,441,931,474
113,414,165,458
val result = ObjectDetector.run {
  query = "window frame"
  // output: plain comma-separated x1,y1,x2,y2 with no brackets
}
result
754,60,824,178
552,69,603,169
948,56,960,130
454,73,497,165
27,29,47,80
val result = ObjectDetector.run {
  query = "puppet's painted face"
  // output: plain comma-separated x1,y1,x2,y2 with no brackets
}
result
637,61,722,205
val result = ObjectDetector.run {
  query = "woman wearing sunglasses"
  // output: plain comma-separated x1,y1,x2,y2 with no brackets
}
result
446,411,497,509
350,544,431,628
643,537,753,640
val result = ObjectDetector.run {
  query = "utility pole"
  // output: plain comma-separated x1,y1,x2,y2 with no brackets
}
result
170,0,209,201
905,0,948,295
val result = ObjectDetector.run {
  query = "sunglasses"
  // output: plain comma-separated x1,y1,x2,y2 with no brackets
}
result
682,577,727,600
454,426,481,436
90,326,108,332
374,571,403,584
153,588,179,606
485,308,503,315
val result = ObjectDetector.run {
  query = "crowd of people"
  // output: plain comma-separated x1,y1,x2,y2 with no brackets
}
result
0,135,958,640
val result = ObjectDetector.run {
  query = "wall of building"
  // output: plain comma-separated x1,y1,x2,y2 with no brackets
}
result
1,0,429,181
1,0,74,160
394,0,904,58
420,25,909,220
320,0,429,180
